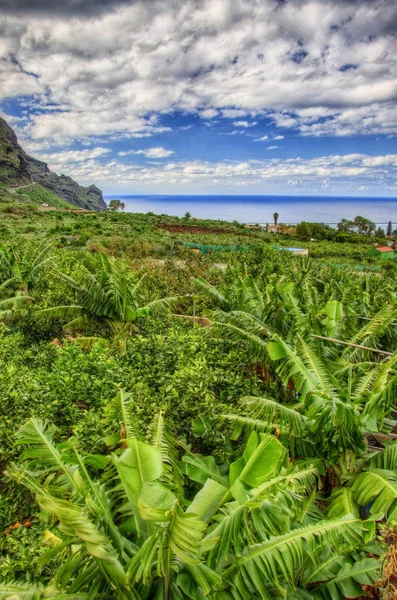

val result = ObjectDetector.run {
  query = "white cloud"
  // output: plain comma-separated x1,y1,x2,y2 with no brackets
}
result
224,130,245,136
118,132,154,139
118,146,174,158
361,155,397,167
233,120,257,128
222,109,250,119
254,135,269,141
272,103,397,137
201,108,219,119
42,151,397,195
137,147,174,158
0,0,396,145
266,145,280,150
273,135,284,140
38,147,111,167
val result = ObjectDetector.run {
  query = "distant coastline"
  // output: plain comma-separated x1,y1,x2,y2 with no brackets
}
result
104,194,397,226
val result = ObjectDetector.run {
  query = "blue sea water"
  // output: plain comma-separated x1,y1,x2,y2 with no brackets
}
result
104,194,397,227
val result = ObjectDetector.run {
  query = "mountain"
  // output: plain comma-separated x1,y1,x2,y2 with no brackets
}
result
0,117,107,211
0,116,49,185
33,173,106,212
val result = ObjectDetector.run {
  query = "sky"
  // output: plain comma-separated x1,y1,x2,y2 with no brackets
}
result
0,0,396,197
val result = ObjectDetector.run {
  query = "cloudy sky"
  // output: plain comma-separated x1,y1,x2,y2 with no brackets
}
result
1,0,396,196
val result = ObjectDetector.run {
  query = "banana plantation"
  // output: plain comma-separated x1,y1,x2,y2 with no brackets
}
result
0,211,397,599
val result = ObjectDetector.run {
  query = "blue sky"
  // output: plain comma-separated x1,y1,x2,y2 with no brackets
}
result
1,0,396,196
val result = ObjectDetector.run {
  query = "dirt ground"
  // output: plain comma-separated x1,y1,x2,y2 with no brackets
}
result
158,224,243,235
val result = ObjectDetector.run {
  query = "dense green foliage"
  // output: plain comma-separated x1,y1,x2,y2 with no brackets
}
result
338,216,376,236
0,204,396,598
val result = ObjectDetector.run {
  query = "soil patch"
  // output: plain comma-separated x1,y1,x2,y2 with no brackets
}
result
173,314,211,327
158,224,244,235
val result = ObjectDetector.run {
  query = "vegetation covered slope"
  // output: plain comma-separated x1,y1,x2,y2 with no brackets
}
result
15,182,78,209
0,117,106,211
33,172,106,211
0,208,396,598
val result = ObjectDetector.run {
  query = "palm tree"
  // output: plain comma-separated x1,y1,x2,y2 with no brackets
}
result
39,255,185,342
3,392,383,599
273,211,279,226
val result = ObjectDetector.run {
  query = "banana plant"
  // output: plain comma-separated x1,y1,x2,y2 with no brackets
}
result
221,335,397,466
4,395,213,600
1,392,382,599
0,239,53,296
0,240,53,320
193,272,397,360
38,255,186,343
223,390,397,523
194,272,397,471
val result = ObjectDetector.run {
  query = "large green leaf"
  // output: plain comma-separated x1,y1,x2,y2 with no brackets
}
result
177,564,222,599
327,488,359,519
15,418,78,493
149,410,183,490
0,582,45,600
228,516,374,597
187,478,230,522
267,335,325,401
192,277,229,309
113,439,163,536
104,390,140,443
364,441,397,471
229,432,285,492
313,557,380,600
169,505,206,565
320,300,344,338
183,454,228,486
351,468,397,522
127,505,206,585
138,480,176,521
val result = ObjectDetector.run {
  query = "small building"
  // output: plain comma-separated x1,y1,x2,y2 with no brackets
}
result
275,246,309,256
367,246,397,260
267,224,279,233
283,246,309,256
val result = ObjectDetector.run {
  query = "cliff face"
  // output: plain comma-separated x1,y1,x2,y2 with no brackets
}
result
34,173,107,211
0,117,49,185
0,117,107,211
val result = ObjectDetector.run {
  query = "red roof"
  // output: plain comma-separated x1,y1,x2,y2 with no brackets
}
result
376,246,393,252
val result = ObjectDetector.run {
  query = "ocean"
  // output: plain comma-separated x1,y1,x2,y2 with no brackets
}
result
103,195,397,227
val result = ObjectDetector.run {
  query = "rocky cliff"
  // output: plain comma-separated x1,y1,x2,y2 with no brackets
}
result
33,173,107,212
0,117,49,185
0,117,107,211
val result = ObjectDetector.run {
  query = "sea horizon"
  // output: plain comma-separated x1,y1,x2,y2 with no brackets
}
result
104,194,397,226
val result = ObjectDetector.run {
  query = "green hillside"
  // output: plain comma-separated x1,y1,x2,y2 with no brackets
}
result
0,116,106,211
15,183,75,209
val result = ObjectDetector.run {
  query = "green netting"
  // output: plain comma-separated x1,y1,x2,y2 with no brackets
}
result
322,262,381,272
182,241,249,253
